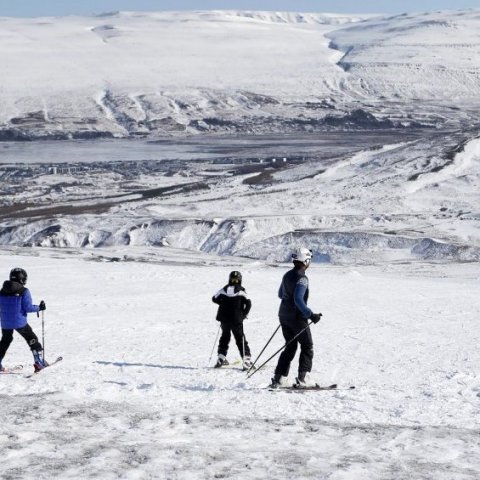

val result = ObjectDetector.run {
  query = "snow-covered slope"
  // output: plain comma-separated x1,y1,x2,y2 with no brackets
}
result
0,11,368,139
1,129,479,264
1,9,479,263
1,9,480,139
1,12,480,475
0,10,364,96
1,249,479,478
327,9,480,101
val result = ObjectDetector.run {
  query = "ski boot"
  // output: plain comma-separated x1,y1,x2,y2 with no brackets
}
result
242,356,253,371
214,354,229,368
32,350,48,372
294,372,317,389
269,374,290,389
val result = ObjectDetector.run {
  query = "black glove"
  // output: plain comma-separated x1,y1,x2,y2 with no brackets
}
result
310,312,322,324
39,300,46,311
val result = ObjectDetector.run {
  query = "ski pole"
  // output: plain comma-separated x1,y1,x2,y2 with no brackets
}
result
247,321,313,379
208,324,221,364
41,311,45,359
246,324,281,374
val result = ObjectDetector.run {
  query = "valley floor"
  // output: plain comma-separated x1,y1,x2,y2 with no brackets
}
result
0,248,479,479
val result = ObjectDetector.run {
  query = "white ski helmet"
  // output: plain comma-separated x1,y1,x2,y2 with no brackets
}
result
292,247,312,266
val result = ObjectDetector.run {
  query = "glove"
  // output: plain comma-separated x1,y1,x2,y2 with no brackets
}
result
310,312,322,324
39,300,46,311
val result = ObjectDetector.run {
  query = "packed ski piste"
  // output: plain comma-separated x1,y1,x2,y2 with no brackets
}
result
1,246,479,479
1,247,330,388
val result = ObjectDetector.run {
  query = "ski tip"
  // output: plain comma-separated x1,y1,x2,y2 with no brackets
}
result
0,365,23,374
306,383,337,390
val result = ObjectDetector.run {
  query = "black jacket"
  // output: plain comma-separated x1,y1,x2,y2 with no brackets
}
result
212,284,252,323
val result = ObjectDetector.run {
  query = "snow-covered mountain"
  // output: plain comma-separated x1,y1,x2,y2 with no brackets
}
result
0,10,367,139
0,9,479,264
1,13,480,477
1,9,479,139
327,9,480,102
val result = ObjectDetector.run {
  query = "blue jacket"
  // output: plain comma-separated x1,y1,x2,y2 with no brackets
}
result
0,281,39,329
278,267,312,325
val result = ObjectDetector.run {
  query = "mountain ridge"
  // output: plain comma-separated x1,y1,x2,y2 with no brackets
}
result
1,9,479,140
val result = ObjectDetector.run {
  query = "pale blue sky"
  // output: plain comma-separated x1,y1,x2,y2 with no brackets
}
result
0,0,479,17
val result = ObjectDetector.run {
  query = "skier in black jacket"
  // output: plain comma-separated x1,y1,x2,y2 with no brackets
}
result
270,247,322,388
212,271,252,369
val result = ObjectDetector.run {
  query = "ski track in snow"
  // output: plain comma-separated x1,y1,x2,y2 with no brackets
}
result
1,251,479,479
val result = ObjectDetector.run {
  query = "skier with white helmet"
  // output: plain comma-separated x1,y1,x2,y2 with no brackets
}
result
270,247,322,388
0,268,47,372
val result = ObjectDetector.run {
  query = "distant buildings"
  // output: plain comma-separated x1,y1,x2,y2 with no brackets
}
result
49,166,80,174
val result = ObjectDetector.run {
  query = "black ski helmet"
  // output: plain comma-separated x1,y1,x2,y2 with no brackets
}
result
228,271,242,285
10,267,28,285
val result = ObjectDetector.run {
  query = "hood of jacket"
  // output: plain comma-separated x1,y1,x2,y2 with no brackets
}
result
0,280,25,296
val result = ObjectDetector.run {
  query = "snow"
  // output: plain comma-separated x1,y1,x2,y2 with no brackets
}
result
0,11,365,101
4,129,479,263
326,9,480,106
1,9,480,138
1,7,480,478
405,137,480,194
1,248,480,478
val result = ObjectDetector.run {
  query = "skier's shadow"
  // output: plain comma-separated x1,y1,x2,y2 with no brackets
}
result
94,360,198,371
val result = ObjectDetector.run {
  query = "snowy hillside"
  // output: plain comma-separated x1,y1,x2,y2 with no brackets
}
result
1,9,480,478
1,128,479,264
1,249,479,478
1,9,480,139
0,10,368,139
0,9,479,260
327,9,480,101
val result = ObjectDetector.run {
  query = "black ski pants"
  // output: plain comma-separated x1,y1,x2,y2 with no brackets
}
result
274,320,313,377
0,324,43,360
218,321,251,358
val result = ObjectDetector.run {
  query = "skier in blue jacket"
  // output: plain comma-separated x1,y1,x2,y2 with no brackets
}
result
0,268,47,372
270,247,322,388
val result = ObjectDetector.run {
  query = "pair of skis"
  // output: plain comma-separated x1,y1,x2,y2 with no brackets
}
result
212,362,354,392
25,356,63,378
212,359,255,372
268,383,356,392
0,356,63,377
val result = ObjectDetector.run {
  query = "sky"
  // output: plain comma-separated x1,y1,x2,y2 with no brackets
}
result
0,0,479,17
